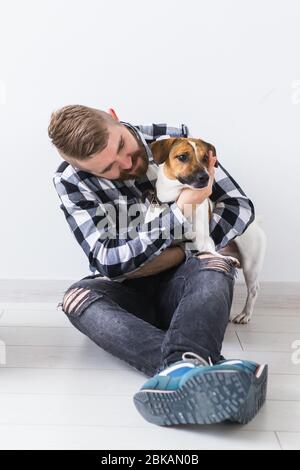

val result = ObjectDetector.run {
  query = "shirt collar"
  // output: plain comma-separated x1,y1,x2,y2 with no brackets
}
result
120,121,154,163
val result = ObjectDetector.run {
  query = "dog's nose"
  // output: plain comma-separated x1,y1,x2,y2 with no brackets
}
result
196,173,209,185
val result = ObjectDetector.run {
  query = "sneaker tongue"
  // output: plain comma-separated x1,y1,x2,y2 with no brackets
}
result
182,352,211,366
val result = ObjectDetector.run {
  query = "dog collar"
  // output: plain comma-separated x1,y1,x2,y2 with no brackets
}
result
141,188,162,206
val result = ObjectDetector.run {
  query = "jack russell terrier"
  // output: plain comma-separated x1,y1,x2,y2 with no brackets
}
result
145,137,266,324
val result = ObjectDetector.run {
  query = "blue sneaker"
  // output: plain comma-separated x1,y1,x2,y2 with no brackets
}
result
133,352,268,426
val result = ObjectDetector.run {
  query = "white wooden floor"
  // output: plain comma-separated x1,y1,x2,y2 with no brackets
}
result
0,281,300,450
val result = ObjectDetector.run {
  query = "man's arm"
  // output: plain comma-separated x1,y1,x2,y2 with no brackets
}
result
209,161,255,250
53,173,193,281
125,244,186,279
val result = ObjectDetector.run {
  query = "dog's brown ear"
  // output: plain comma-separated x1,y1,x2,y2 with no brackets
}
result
149,138,178,165
206,142,219,168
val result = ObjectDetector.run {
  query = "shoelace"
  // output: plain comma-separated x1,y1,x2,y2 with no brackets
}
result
182,351,214,367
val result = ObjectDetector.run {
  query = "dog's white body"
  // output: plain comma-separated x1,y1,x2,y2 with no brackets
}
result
150,163,267,324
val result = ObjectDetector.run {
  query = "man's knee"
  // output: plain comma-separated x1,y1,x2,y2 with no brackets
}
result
195,254,239,276
61,287,90,315
58,282,104,317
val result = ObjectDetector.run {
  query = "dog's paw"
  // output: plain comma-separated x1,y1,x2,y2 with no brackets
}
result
230,312,251,324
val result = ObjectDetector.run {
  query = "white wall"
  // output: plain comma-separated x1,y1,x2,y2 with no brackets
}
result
0,0,299,281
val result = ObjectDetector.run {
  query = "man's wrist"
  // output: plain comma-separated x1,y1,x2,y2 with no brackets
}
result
125,245,185,279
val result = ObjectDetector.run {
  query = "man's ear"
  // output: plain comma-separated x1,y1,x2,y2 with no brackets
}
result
149,138,178,165
108,108,120,122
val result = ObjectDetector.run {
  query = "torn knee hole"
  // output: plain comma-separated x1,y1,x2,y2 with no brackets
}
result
198,257,234,273
62,287,92,314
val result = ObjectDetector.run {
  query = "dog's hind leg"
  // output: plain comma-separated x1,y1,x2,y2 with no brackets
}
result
230,221,267,324
231,274,260,324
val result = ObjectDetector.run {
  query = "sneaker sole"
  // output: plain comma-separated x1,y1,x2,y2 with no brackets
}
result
133,365,268,426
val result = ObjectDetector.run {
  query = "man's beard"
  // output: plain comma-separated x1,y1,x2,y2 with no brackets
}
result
118,143,149,180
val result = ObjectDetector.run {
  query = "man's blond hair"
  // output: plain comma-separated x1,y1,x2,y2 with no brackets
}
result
48,105,120,160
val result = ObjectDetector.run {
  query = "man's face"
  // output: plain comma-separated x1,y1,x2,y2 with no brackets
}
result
63,123,149,180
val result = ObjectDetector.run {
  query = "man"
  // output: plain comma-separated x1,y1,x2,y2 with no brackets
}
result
49,105,267,426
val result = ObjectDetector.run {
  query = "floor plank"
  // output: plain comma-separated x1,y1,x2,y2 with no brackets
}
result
236,331,300,352
0,368,144,396
0,424,280,450
0,392,296,433
1,344,136,370
276,432,300,450
0,392,298,434
244,401,300,432
222,350,300,374
0,307,70,327
1,369,298,401
229,315,300,333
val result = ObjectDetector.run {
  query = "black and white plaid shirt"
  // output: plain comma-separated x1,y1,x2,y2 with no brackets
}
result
53,121,255,282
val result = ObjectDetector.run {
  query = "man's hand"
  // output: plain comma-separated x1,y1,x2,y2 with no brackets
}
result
176,151,217,218
217,240,242,266
125,245,185,279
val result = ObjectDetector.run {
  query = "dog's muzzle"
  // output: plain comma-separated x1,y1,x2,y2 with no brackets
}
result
178,171,210,189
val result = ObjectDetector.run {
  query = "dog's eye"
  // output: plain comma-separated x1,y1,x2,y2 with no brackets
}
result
177,154,188,162
203,154,209,163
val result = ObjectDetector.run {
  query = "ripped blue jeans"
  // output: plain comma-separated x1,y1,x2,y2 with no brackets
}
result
59,255,238,377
